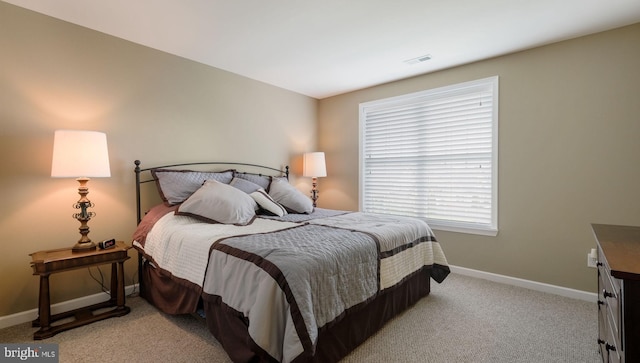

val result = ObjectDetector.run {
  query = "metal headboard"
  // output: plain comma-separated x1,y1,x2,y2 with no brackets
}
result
134,159,290,224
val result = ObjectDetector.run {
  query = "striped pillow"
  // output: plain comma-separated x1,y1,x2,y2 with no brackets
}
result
250,188,287,217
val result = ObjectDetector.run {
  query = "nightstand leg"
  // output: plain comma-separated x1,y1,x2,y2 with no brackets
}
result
116,261,125,308
33,274,51,335
110,263,117,304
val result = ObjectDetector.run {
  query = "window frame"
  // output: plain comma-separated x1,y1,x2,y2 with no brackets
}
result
358,76,499,236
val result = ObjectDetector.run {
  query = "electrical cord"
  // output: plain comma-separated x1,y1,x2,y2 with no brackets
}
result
88,265,139,298
128,268,139,297
88,266,109,295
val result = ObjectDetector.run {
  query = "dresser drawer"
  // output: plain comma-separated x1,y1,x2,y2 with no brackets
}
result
598,304,617,361
607,312,622,363
598,248,621,340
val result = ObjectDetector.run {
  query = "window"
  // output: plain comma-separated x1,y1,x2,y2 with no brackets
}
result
359,76,498,235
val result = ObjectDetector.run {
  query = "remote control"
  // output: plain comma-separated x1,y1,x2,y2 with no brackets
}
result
98,239,116,249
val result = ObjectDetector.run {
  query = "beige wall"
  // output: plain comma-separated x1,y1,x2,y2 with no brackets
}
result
0,3,317,317
318,23,640,293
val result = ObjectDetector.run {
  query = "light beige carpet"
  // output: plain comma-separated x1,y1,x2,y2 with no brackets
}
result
0,273,600,362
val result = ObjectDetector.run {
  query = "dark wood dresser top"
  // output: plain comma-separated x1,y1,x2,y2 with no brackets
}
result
592,224,640,281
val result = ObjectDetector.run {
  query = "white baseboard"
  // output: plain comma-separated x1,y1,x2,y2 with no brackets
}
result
0,284,138,330
449,265,597,302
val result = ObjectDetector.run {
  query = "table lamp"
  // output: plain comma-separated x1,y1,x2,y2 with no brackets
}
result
303,152,327,207
51,130,111,252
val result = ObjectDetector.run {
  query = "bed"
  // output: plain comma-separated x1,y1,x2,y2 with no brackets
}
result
132,160,450,362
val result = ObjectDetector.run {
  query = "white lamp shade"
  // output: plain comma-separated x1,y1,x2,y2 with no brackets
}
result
51,130,111,178
303,152,327,178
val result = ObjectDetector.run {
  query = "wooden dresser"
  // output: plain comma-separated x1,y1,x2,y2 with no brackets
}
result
592,224,640,363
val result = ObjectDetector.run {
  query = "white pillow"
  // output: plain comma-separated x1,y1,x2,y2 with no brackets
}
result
268,177,313,214
250,188,288,217
176,180,257,225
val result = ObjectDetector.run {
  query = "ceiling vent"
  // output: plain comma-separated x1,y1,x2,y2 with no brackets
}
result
404,54,432,65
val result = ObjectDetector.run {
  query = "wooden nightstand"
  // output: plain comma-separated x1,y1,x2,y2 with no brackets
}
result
30,241,131,340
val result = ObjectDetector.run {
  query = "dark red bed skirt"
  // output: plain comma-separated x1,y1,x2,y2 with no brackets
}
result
140,258,201,315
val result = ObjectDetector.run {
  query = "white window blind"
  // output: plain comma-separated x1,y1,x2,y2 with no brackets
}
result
359,77,498,235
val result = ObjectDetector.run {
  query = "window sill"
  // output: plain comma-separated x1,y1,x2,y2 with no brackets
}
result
429,223,498,237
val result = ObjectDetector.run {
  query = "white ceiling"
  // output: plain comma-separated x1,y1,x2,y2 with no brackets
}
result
4,0,640,99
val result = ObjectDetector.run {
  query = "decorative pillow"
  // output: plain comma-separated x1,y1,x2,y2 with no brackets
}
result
250,188,288,217
234,172,271,190
230,177,263,194
176,180,257,225
152,169,235,205
268,177,313,214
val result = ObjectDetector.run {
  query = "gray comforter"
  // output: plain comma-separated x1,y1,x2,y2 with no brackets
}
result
202,210,449,362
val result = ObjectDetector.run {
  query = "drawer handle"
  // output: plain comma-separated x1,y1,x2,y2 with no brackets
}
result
596,262,603,267
598,339,617,352
597,300,605,306
602,289,614,299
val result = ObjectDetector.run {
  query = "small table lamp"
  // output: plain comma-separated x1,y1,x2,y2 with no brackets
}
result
51,130,111,252
303,152,327,207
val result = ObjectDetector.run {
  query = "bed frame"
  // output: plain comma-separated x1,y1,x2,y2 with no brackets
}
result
132,159,434,362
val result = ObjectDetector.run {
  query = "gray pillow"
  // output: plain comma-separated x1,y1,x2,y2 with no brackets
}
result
234,172,271,190
230,177,263,194
268,177,313,214
176,180,257,225
152,169,234,205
